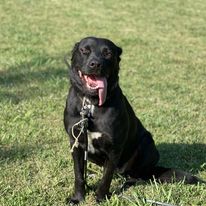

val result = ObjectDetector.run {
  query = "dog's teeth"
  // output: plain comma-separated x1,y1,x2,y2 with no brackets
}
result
78,70,82,78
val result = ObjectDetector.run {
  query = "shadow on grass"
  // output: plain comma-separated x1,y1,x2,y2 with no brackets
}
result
0,55,69,103
157,143,206,173
0,144,41,163
0,138,65,164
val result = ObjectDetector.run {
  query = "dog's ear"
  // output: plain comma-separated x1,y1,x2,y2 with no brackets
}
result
116,46,122,62
117,46,122,56
64,42,80,69
71,42,80,61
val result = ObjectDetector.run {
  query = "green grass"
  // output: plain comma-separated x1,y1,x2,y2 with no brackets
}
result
0,0,206,205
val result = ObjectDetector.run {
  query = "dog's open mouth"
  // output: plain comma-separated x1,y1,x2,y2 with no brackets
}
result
78,71,107,106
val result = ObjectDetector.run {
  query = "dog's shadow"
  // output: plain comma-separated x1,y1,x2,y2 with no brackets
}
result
157,143,206,173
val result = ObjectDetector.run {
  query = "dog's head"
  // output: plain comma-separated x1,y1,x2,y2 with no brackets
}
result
66,37,122,106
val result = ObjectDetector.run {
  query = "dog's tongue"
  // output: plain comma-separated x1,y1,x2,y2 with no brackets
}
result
84,75,107,106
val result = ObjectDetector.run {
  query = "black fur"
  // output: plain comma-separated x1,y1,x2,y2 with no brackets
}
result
64,37,204,204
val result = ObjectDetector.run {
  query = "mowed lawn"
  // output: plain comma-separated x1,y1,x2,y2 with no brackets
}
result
0,0,206,205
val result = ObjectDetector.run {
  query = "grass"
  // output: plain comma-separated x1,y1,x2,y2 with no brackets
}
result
0,0,206,205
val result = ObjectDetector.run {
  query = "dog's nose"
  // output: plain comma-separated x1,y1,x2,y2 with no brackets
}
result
88,60,102,69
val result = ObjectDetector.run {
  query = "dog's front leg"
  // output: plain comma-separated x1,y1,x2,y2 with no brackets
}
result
69,147,85,205
96,159,115,202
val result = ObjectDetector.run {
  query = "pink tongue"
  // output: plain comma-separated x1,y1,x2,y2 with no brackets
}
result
86,76,107,106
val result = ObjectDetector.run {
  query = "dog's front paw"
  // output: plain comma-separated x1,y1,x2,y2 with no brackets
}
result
66,194,84,205
96,192,111,203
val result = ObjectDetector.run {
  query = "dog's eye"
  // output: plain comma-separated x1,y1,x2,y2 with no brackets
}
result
80,47,90,55
102,50,112,59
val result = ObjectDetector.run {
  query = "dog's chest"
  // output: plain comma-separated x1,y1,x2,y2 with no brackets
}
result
87,130,102,154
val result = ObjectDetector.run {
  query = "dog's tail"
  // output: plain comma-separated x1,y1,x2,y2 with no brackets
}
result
122,166,205,190
150,166,205,184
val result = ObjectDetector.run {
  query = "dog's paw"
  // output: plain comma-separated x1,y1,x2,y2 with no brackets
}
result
66,195,84,205
96,192,111,203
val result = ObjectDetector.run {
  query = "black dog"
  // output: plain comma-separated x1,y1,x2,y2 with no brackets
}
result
64,37,202,204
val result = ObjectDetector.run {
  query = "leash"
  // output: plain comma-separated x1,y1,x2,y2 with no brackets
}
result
71,97,94,189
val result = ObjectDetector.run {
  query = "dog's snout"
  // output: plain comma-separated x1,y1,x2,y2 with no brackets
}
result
88,60,102,69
